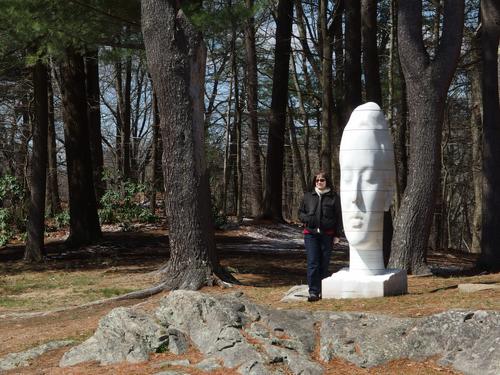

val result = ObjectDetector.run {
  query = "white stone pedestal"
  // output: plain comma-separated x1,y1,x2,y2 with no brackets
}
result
321,268,407,299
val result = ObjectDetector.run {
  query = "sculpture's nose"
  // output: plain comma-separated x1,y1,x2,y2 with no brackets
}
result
350,174,362,206
351,188,361,205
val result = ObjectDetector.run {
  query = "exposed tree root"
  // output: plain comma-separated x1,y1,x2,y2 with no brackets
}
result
0,268,240,320
0,281,171,320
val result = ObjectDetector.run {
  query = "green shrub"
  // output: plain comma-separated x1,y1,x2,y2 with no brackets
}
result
0,208,12,246
0,175,25,246
99,179,158,226
54,210,70,229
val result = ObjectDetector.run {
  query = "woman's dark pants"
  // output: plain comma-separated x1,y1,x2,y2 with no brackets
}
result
304,233,333,296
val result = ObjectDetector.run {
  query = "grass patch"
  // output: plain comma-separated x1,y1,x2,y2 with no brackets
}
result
0,270,152,312
0,273,98,295
68,275,98,287
100,287,134,298
0,296,28,308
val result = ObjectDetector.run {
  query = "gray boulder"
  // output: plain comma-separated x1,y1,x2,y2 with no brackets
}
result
0,340,73,371
318,309,500,375
319,312,411,366
60,307,167,367
56,290,500,375
195,357,221,371
155,290,265,369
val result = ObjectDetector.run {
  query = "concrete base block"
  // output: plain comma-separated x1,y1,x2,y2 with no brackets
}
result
322,268,407,299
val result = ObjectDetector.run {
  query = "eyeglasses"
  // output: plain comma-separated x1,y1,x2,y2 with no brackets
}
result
316,178,326,182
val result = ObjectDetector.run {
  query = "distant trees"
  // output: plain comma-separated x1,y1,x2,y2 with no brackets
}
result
0,0,499,276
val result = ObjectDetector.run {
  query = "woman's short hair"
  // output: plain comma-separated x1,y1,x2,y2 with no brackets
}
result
311,171,333,190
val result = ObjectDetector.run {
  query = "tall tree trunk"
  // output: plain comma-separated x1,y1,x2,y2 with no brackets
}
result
17,95,31,189
61,48,102,247
469,32,482,254
131,65,146,181
262,0,294,221
142,0,233,289
232,36,243,222
115,61,123,176
222,71,233,216
46,70,61,216
122,56,132,180
388,0,464,274
291,53,312,185
331,1,344,188
85,49,105,203
361,0,382,105
388,0,408,209
25,61,49,262
283,124,294,220
479,0,500,270
288,106,307,193
333,0,345,128
319,0,333,177
244,0,263,217
149,91,160,216
345,0,362,117
294,0,322,83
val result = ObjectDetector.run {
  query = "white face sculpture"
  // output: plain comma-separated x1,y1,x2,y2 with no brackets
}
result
340,102,395,274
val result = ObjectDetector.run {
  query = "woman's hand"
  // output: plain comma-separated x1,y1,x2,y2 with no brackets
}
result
333,237,340,245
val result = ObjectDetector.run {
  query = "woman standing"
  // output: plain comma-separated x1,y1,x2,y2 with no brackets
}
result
298,171,342,302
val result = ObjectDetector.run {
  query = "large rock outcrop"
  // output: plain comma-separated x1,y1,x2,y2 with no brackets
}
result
59,291,500,375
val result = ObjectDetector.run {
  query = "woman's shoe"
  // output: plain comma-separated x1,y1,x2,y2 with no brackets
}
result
307,294,320,302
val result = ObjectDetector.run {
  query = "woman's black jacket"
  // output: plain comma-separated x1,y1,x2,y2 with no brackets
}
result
298,190,342,235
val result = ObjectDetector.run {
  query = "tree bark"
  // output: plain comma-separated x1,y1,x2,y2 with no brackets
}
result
85,49,105,203
388,0,464,274
46,70,61,216
244,0,263,217
61,48,102,247
479,0,500,270
262,0,294,221
232,33,243,223
283,124,294,220
345,0,362,117
222,69,233,216
469,32,482,254
388,0,408,209
25,60,49,262
333,0,345,128
141,0,233,289
319,0,333,177
17,96,31,189
149,91,160,216
291,53,312,185
122,56,132,180
288,106,307,193
361,0,382,105
115,60,123,176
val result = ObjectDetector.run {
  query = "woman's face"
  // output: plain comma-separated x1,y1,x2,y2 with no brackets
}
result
315,174,327,189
